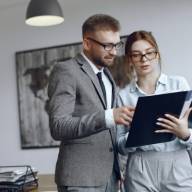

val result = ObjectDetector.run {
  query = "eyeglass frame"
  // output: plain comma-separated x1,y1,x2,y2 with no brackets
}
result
130,50,158,62
86,37,123,51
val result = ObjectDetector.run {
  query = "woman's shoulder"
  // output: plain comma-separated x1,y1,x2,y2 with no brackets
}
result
117,81,138,105
166,74,188,84
166,74,187,82
162,73,190,90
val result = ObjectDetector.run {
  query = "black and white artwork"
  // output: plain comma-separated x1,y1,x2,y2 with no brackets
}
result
15,36,128,149
16,42,83,148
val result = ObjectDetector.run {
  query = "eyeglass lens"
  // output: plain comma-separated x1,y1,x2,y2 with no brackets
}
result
87,37,123,51
131,51,157,61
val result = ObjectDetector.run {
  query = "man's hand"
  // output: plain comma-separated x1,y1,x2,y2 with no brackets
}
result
155,107,192,140
113,106,135,126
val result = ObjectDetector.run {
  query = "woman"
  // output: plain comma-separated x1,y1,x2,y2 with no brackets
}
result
117,30,192,192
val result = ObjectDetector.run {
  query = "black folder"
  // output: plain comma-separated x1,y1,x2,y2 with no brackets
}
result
126,90,192,148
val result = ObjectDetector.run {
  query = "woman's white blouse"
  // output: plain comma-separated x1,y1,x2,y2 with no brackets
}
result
117,73,192,155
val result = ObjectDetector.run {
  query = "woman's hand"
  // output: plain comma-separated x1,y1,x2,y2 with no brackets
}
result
155,108,192,140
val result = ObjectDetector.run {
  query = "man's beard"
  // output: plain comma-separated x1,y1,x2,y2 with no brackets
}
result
92,56,115,68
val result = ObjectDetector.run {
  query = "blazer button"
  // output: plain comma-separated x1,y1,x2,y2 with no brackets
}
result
109,147,113,152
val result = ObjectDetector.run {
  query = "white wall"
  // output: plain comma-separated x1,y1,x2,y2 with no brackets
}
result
0,0,192,174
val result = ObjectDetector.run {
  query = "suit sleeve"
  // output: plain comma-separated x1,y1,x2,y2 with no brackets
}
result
48,62,107,141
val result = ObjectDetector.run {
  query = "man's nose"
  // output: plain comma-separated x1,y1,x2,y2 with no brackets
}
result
109,47,117,55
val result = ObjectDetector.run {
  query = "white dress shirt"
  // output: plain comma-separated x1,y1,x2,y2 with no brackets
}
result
81,53,115,128
117,73,192,154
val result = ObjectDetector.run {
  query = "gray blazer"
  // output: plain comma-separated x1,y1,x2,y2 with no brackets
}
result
48,54,118,186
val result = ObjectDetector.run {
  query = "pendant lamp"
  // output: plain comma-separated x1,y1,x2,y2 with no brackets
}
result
25,0,64,27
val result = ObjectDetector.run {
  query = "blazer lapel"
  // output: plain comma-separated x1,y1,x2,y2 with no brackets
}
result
76,54,117,147
75,54,107,109
104,68,117,108
103,68,118,144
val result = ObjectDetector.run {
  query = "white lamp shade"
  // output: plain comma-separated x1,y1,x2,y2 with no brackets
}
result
25,0,64,26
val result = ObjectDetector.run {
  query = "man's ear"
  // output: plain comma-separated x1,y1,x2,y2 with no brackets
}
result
83,38,90,51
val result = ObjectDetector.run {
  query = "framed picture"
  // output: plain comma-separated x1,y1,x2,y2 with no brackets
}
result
15,36,128,149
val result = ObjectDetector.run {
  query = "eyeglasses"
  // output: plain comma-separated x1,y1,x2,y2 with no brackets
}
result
130,51,158,62
87,37,123,51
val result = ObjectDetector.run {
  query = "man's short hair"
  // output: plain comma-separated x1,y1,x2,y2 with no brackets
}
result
82,14,120,37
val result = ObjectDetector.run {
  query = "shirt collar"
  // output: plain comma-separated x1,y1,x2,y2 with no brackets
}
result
130,73,168,93
81,52,104,74
158,73,167,85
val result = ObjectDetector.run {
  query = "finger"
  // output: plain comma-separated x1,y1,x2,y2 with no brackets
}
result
157,117,177,127
123,107,135,117
122,106,135,112
124,115,132,123
119,113,131,124
155,129,173,133
125,106,135,111
164,114,179,123
122,111,134,120
128,111,134,118
120,113,133,124
156,122,174,131
120,118,130,126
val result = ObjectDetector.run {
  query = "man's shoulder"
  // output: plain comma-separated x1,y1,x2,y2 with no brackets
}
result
55,54,86,69
57,57,76,67
53,56,80,72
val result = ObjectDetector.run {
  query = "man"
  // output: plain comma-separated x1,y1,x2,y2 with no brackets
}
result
48,14,133,192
